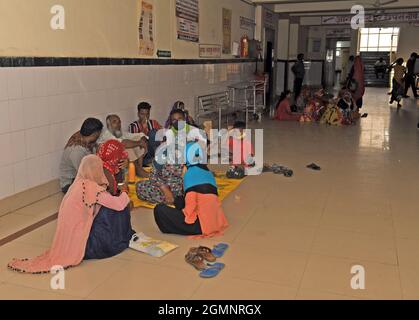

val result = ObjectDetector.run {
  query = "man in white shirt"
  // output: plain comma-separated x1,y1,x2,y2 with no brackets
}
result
98,114,150,177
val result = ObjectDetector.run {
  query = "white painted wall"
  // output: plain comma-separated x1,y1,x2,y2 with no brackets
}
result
289,24,300,59
397,24,419,60
277,19,290,59
0,62,255,200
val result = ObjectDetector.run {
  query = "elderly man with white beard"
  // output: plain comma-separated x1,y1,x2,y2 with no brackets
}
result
98,114,150,177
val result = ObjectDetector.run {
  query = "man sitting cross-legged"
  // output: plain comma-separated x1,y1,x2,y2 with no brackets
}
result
98,114,150,178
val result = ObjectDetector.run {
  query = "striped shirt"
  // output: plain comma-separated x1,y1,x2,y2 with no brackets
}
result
128,119,162,136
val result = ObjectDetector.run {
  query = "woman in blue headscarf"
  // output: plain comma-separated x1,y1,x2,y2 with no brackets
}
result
154,142,228,238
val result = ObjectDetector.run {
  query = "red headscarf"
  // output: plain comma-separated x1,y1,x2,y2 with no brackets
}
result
97,140,128,176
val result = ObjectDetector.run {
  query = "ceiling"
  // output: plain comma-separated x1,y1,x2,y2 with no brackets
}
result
251,0,419,14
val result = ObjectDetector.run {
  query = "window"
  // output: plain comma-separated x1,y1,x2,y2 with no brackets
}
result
359,27,399,52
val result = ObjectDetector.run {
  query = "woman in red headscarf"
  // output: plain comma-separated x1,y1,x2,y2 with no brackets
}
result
348,56,365,110
97,140,129,196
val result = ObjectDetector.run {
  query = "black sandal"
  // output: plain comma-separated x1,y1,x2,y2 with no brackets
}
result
307,163,321,171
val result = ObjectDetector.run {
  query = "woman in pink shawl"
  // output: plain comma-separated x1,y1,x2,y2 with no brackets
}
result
8,155,134,274
348,56,365,110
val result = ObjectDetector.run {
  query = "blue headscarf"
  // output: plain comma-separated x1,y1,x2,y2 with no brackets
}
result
183,142,217,193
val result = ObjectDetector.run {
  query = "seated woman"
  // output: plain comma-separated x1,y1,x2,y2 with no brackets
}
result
136,161,184,205
164,101,196,128
8,155,134,273
275,90,302,121
154,142,228,238
97,139,129,196
136,109,193,205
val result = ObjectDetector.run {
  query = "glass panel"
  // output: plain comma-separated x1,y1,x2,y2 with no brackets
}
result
380,27,394,34
360,35,369,48
369,28,380,34
369,34,379,47
379,34,392,47
393,27,400,35
360,47,368,52
392,36,399,48
360,28,369,34
367,47,378,52
378,47,391,52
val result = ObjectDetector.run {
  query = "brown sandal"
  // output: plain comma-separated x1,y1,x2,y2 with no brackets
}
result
191,246,216,262
185,251,206,271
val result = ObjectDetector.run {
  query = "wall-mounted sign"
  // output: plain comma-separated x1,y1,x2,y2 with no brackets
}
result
222,8,232,54
322,12,419,25
240,16,256,31
157,50,172,58
176,0,199,42
138,1,154,56
325,28,351,38
199,44,222,58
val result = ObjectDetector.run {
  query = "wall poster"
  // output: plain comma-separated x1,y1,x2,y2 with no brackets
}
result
138,1,154,56
222,8,232,54
176,0,200,42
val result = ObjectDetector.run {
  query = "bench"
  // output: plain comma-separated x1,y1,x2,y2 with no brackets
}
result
196,91,235,129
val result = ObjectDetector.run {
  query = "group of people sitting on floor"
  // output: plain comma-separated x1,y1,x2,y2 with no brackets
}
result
275,55,366,126
8,100,243,274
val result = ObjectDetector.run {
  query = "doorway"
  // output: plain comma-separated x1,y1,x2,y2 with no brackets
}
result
264,28,276,108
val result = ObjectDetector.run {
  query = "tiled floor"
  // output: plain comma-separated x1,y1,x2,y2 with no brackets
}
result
1,88,419,300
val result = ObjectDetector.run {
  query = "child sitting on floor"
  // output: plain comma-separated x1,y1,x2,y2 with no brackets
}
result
295,86,310,113
337,89,356,125
226,121,255,179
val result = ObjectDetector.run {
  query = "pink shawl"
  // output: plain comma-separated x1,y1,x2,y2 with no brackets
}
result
8,155,109,274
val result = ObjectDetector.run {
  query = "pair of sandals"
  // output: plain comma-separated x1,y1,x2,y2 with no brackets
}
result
185,244,229,278
263,164,294,177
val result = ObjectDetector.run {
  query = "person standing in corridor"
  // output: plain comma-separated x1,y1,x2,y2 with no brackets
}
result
292,53,306,100
404,52,418,98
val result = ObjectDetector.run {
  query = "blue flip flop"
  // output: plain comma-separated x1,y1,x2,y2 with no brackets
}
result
207,262,225,270
212,243,229,258
199,267,221,279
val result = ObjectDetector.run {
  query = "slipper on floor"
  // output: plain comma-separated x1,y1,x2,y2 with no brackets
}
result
361,113,368,118
199,267,221,278
226,166,245,179
185,250,208,271
272,164,294,177
207,262,225,270
212,243,229,258
307,163,321,171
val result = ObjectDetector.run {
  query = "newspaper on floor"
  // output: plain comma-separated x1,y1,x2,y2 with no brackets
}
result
129,232,178,258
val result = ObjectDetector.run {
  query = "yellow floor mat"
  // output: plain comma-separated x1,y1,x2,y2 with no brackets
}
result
128,169,245,209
